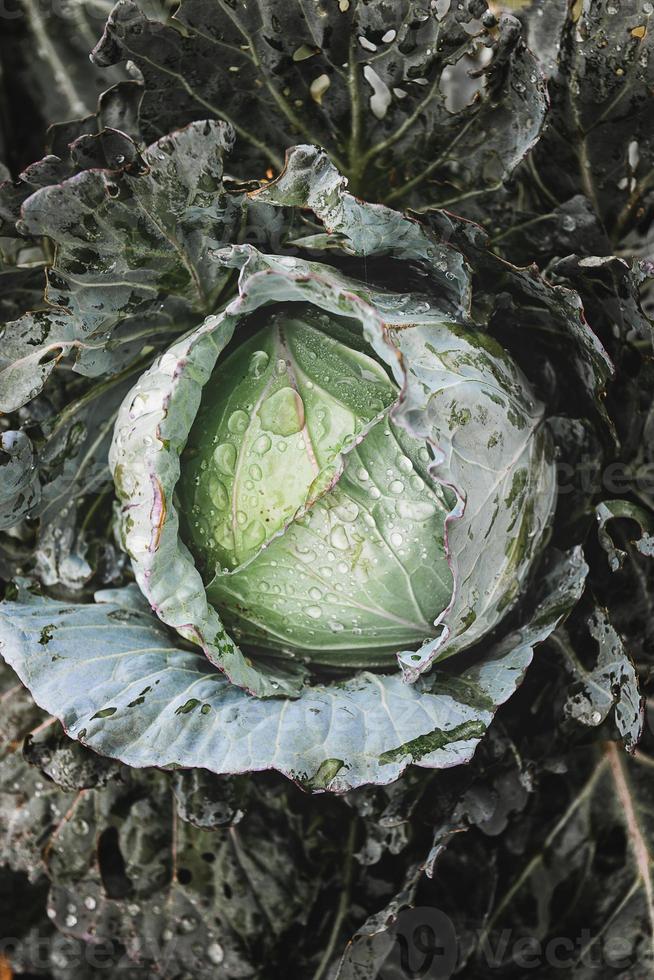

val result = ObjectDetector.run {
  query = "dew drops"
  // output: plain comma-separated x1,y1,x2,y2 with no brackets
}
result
215,524,235,551
249,463,262,481
330,524,351,550
129,392,147,417
397,499,437,521
242,520,266,549
227,410,249,434
208,943,225,966
209,476,228,509
309,587,322,600
370,486,382,500
314,405,332,439
390,531,403,547
334,500,359,522
213,442,236,474
248,350,269,377
259,387,305,435
357,467,370,481
389,480,404,494
307,605,322,619
253,434,271,455
180,915,197,934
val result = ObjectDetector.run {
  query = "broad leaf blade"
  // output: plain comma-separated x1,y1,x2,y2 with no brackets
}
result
0,550,586,791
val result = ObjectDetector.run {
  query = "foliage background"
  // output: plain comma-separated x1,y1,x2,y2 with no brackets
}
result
0,0,653,977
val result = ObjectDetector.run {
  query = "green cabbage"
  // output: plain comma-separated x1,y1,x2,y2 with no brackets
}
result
178,308,455,665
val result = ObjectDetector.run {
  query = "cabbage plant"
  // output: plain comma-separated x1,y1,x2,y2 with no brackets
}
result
1,1,653,973
0,134,596,789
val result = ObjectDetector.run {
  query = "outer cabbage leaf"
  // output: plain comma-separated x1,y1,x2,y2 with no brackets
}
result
419,208,615,415
532,0,654,240
0,549,586,791
0,87,145,239
0,120,248,412
109,300,309,698
91,0,548,207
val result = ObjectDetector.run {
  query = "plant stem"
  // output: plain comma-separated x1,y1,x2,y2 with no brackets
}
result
312,818,357,980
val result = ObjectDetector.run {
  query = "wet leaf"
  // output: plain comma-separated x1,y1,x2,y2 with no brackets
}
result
92,0,547,207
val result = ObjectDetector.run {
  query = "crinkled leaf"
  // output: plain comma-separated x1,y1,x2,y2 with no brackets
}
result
23,726,121,793
562,609,644,752
0,430,40,530
420,208,614,419
0,549,586,791
0,120,246,412
43,777,317,976
596,499,654,571
0,694,325,977
335,866,426,980
92,0,547,207
253,143,472,316
552,253,654,351
486,193,612,268
0,125,146,240
498,0,569,77
32,361,151,530
172,769,246,829
533,0,654,241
